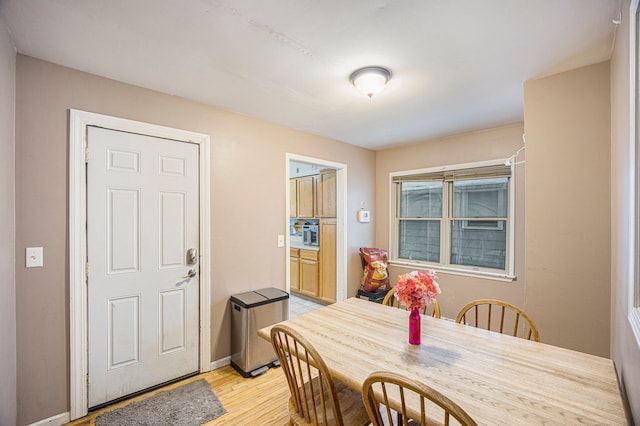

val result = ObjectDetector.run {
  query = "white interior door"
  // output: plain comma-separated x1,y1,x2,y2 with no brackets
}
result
87,126,200,408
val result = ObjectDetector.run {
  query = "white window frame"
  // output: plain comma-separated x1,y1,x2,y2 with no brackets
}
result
629,0,640,345
388,159,515,282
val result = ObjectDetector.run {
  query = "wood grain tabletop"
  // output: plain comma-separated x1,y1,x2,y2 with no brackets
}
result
258,297,628,425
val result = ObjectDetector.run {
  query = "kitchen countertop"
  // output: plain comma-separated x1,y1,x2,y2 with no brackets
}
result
290,242,319,251
290,235,320,251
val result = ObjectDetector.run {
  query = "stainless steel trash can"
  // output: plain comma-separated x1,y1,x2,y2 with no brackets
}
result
230,287,289,377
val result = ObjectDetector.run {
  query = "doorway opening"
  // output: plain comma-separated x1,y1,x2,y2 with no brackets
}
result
286,154,347,303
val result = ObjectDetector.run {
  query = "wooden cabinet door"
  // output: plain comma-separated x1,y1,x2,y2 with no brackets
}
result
297,176,314,218
299,250,319,297
289,179,297,218
319,219,336,302
313,174,321,218
290,249,300,291
318,171,336,218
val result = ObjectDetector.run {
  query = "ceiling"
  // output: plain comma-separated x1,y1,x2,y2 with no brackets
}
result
0,0,621,150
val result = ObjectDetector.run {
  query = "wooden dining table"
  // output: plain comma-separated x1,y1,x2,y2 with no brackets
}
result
258,297,628,425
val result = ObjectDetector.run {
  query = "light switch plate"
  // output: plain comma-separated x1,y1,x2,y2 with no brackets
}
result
277,235,285,247
26,247,43,268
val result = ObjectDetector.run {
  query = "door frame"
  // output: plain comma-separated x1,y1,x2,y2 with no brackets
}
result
68,109,212,420
286,153,347,301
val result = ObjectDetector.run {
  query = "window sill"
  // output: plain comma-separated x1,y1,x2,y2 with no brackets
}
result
389,260,516,283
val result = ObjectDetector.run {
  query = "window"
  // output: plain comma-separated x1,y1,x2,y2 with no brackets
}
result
390,162,514,279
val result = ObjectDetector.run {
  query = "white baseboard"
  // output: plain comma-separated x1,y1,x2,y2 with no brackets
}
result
28,412,70,426
210,356,231,370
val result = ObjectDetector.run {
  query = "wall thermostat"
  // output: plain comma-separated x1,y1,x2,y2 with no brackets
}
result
357,210,370,223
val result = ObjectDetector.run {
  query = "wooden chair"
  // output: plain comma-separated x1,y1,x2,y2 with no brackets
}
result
362,370,477,426
382,287,441,318
455,299,540,342
270,324,370,426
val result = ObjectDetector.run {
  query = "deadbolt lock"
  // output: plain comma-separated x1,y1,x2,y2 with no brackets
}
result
186,248,198,265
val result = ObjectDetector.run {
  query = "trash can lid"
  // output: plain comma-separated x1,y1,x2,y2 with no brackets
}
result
255,287,289,302
230,291,268,308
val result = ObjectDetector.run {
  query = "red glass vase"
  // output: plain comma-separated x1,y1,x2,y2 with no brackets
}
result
409,306,421,345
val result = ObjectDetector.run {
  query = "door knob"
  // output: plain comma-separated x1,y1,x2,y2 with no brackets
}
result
182,268,197,279
186,248,198,265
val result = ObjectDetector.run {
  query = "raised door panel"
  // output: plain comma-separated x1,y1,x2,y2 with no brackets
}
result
108,296,140,368
107,188,140,274
320,219,336,303
313,175,321,218
290,258,300,291
159,192,186,268
300,258,319,297
159,289,186,354
290,249,300,292
319,171,336,218
289,179,297,218
297,176,314,218
300,249,319,261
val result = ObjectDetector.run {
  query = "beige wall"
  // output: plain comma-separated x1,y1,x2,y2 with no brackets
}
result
524,62,611,357
374,124,526,320
12,25,640,425
0,16,16,426
14,55,376,425
376,63,614,361
611,0,640,422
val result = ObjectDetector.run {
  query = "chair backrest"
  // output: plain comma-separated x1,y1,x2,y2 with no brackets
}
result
270,324,345,425
455,299,540,342
362,370,477,426
382,287,441,318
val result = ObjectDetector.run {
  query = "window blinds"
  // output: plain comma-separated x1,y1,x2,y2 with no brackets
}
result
391,164,511,183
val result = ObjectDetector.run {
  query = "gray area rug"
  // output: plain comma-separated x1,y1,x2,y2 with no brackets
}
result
96,379,226,426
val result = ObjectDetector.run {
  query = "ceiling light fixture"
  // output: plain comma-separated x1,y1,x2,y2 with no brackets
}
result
349,66,392,98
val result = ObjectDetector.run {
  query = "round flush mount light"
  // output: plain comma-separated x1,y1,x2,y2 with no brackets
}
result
349,66,392,98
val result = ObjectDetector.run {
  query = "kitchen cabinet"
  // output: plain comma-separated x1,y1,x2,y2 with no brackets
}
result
290,222,334,303
291,170,335,219
290,248,300,291
289,180,297,218
298,249,319,298
313,175,320,217
316,170,336,218
290,176,315,218
297,176,315,218
319,218,336,303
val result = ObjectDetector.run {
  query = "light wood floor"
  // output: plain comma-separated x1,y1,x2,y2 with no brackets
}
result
67,296,323,426
66,365,291,425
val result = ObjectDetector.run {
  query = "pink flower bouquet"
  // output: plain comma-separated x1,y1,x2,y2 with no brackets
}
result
394,270,440,310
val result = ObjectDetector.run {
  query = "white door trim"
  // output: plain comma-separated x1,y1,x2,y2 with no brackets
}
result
69,110,212,420
285,153,347,301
